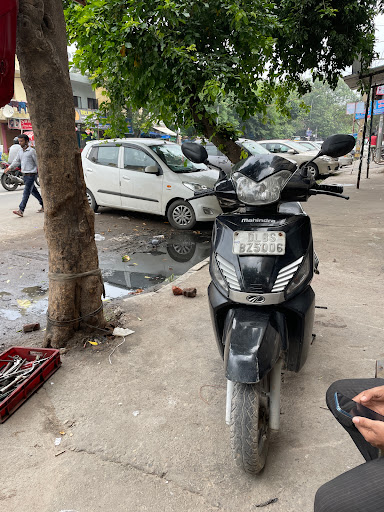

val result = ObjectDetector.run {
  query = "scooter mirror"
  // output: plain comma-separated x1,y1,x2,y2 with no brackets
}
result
182,142,209,164
320,134,356,158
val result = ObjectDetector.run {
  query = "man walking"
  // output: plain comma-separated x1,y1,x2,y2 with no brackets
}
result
5,133,43,217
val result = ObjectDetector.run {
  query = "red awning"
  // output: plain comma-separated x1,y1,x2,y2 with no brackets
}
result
23,131,34,141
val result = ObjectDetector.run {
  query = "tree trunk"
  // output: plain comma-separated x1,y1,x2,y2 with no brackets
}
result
16,0,105,348
190,98,242,163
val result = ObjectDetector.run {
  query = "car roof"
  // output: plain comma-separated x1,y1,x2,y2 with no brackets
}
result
85,138,176,147
257,139,295,144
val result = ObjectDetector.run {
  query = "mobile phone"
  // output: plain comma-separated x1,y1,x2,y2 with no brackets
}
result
334,392,384,422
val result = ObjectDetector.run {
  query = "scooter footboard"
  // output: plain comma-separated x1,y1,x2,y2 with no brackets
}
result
223,308,285,384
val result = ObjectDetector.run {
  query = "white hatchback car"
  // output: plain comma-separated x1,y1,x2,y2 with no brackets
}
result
81,138,222,230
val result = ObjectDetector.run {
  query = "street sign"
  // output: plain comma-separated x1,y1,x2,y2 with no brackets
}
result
373,99,384,115
346,103,356,115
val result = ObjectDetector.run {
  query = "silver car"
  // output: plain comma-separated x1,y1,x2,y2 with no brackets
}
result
256,139,339,179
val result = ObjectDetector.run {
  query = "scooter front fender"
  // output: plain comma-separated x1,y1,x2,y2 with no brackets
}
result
223,308,285,384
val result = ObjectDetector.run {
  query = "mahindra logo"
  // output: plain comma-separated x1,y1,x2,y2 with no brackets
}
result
241,218,277,223
246,295,266,304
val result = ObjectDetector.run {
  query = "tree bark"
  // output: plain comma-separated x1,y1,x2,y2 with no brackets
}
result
190,98,242,164
16,0,105,348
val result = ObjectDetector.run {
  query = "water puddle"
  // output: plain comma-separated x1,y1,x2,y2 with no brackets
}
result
0,233,211,326
100,232,211,299
21,286,48,298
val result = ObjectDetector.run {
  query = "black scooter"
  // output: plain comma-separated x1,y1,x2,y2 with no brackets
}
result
182,134,355,474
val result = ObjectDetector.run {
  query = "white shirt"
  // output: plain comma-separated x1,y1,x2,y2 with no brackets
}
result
8,144,20,164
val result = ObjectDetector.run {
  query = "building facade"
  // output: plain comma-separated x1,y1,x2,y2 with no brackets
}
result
0,60,100,156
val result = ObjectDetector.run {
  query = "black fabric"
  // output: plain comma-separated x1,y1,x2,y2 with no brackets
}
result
315,378,384,512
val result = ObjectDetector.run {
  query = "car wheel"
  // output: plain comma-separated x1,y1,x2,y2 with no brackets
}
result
86,189,99,212
303,162,319,180
167,200,196,230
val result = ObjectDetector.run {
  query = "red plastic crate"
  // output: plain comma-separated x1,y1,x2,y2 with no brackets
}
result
0,346,61,423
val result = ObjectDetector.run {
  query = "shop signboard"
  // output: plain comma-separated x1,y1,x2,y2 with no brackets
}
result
8,118,20,129
373,99,384,115
20,119,32,130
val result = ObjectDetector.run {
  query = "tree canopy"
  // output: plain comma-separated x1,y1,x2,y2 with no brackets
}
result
64,0,378,160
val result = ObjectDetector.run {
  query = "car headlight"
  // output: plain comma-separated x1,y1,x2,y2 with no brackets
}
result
183,182,208,192
232,170,292,205
321,156,333,162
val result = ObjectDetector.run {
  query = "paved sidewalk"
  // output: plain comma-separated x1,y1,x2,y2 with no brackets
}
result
1,165,383,512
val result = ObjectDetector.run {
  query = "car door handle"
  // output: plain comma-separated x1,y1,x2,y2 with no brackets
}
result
122,176,130,181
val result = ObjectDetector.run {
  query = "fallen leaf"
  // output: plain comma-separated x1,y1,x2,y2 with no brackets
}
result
137,317,142,321
88,340,98,346
59,431,66,435
6,279,10,283
17,299,32,309
122,255,131,262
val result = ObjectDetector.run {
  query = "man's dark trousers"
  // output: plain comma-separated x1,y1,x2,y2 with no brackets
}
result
315,378,384,511
19,174,43,212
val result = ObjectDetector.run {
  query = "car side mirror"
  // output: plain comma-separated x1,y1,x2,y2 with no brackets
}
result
320,134,356,158
145,165,159,174
287,149,296,154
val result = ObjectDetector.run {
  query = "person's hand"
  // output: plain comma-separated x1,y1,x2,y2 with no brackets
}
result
353,386,384,416
353,416,384,451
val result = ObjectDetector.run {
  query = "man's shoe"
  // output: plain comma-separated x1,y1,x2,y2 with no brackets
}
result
37,207,44,213
13,210,23,217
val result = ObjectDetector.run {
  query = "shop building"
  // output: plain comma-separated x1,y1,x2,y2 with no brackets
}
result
0,61,101,156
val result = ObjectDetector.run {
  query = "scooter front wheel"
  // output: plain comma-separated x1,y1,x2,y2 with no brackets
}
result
230,380,270,474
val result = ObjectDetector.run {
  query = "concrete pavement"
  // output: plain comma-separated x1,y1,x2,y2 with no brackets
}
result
1,163,383,512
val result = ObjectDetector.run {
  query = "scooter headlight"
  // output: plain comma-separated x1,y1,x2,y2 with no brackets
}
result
232,171,292,205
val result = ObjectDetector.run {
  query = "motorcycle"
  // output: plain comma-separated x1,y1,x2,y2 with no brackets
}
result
0,161,40,191
181,134,355,474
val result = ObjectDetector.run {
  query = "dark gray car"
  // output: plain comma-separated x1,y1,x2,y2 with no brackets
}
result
186,139,270,174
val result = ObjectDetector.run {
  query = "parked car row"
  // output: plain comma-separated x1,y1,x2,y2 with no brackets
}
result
81,135,352,231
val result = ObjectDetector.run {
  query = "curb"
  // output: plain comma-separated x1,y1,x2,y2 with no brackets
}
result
123,257,210,303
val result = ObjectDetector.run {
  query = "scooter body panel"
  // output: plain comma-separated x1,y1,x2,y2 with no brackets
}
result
209,208,315,380
223,308,286,383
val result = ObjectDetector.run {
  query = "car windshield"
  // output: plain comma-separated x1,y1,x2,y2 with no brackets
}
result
241,140,270,155
285,140,311,152
297,141,318,150
149,144,207,173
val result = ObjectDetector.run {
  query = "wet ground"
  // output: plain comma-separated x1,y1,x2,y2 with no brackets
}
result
0,205,212,348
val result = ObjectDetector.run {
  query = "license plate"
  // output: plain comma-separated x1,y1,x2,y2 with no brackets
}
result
233,231,286,255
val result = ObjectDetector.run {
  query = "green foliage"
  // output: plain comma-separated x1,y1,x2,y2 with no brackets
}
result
241,79,360,140
64,0,379,148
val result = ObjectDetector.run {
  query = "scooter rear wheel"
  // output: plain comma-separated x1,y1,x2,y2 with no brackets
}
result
230,380,270,474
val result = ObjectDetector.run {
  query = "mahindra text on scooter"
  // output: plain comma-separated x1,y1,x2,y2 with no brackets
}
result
182,134,355,474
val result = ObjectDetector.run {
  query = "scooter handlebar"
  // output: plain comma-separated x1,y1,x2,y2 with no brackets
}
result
315,183,344,194
188,189,215,200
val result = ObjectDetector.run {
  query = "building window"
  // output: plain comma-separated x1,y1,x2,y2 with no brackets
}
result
87,97,98,110
73,96,82,108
